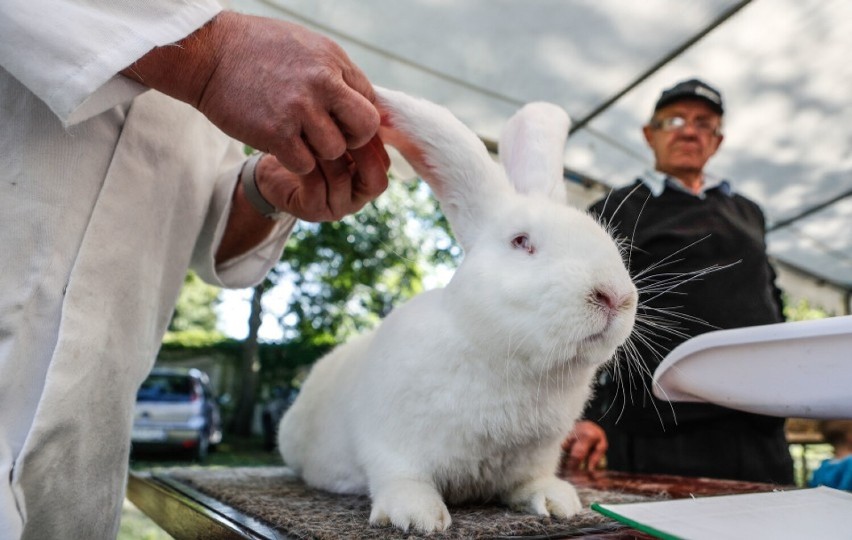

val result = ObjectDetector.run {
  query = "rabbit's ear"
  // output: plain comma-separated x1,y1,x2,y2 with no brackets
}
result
376,87,510,251
499,102,570,203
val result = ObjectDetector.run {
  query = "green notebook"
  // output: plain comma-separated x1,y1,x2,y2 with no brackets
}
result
591,486,852,540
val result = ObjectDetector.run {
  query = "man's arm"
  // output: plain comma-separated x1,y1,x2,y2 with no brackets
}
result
120,10,391,261
121,11,382,175
562,420,608,471
215,136,389,262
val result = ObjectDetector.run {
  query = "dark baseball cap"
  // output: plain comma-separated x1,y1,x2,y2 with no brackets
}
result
654,78,724,115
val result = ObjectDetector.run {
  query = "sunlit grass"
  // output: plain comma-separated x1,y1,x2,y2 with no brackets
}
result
119,498,173,540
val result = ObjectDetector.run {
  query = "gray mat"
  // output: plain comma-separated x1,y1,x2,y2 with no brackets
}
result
166,467,666,539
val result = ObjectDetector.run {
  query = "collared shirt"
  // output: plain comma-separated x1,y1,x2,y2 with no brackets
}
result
638,169,732,200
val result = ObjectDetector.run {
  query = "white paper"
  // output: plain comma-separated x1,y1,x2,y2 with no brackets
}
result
593,487,852,540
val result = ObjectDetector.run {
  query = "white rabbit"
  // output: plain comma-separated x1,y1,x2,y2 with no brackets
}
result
277,87,637,533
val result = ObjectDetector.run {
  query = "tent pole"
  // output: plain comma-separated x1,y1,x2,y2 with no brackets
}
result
569,0,753,135
768,188,852,232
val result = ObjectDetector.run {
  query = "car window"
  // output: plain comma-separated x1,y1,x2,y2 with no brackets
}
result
137,374,195,402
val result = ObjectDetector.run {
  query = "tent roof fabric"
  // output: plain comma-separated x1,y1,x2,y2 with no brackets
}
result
233,0,852,295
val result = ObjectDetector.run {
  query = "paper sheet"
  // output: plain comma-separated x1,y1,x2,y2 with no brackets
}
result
592,486,852,540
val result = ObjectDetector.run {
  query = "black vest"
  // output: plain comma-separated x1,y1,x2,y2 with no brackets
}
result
588,179,785,432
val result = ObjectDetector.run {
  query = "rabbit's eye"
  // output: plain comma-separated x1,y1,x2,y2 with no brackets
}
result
511,233,535,255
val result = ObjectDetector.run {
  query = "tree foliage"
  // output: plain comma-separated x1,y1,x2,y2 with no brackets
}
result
783,296,830,321
268,178,459,380
163,270,225,346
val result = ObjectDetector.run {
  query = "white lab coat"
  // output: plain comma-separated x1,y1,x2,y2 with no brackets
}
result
0,1,295,537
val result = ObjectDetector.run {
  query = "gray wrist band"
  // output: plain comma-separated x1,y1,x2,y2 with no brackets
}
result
241,153,287,220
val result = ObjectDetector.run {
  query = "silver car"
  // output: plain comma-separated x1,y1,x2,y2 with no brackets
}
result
131,367,223,461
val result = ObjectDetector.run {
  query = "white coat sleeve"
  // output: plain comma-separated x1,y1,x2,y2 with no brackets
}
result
190,142,298,290
0,0,223,125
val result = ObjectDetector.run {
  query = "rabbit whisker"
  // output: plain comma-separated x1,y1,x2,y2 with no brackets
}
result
596,256,736,430
596,183,647,232
616,330,674,430
630,235,714,281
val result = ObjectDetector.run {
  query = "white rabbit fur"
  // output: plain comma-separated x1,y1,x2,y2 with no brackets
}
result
278,87,637,533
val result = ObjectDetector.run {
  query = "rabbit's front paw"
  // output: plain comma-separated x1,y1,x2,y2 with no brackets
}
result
369,479,451,532
506,477,582,518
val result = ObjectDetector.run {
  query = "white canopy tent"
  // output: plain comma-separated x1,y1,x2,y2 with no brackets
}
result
232,0,852,314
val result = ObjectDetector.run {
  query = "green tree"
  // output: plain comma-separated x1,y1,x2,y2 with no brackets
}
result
231,282,266,435
163,270,224,347
784,296,830,321
275,179,457,352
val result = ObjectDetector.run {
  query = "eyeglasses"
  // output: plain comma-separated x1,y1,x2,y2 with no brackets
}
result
650,116,722,136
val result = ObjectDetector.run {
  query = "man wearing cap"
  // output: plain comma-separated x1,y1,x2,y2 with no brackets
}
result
563,79,794,485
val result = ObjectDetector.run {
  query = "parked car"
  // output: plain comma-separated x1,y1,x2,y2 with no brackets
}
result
131,367,223,461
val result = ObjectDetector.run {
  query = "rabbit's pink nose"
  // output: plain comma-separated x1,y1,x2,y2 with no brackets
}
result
590,287,634,316
592,289,616,310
